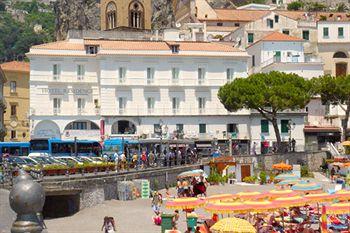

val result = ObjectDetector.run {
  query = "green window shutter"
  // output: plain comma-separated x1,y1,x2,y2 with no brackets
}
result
261,120,269,133
281,120,289,133
248,33,254,43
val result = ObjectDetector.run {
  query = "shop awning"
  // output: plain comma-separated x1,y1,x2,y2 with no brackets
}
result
304,126,341,133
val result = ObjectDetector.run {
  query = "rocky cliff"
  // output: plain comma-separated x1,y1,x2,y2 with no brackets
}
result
54,0,100,40
54,0,237,40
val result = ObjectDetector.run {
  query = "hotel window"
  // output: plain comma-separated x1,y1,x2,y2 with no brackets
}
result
10,104,17,117
172,97,179,113
10,81,16,93
325,103,330,115
281,119,289,133
234,23,240,27
217,22,223,26
77,98,85,112
171,45,179,53
172,68,179,84
147,97,155,113
119,67,126,83
248,33,254,43
323,27,329,38
11,130,16,139
198,68,206,84
147,67,154,84
282,30,290,35
274,15,279,23
338,27,344,38
77,64,85,80
53,98,61,114
198,97,206,113
53,64,61,80
176,124,184,133
199,124,206,134
302,30,309,40
118,97,126,113
267,19,274,28
226,68,234,82
261,120,269,133
86,45,99,54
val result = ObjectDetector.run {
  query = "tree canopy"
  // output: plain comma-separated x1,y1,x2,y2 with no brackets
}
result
218,71,312,151
312,75,350,140
0,0,55,62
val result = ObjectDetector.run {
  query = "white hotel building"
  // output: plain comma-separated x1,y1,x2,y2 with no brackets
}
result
27,36,306,153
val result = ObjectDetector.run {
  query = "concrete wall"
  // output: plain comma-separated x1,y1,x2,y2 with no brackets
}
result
41,164,201,211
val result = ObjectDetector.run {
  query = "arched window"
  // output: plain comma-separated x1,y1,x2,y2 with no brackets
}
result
129,1,144,29
333,51,348,58
106,2,117,30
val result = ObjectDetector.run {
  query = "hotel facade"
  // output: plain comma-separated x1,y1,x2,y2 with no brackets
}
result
28,37,306,153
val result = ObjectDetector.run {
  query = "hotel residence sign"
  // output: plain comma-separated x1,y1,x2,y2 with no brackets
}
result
41,88,92,95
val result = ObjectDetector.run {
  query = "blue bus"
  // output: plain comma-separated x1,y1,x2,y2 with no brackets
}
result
0,142,30,157
103,138,139,155
30,138,101,157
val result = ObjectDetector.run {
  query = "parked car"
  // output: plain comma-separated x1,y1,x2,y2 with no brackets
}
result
7,157,31,169
79,156,103,164
53,156,84,166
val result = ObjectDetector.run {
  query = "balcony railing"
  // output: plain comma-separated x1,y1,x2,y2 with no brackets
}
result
261,55,322,69
31,108,101,116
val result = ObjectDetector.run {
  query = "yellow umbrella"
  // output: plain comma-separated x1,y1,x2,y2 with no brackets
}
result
267,189,298,199
236,191,267,200
166,197,205,210
341,141,350,146
210,217,256,233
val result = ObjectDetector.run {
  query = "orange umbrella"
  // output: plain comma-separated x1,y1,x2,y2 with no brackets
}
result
206,194,237,203
343,162,350,167
267,189,298,199
244,200,280,213
335,190,350,201
273,196,308,208
166,197,205,210
205,201,250,214
304,193,335,204
273,162,292,171
236,191,268,200
326,202,350,215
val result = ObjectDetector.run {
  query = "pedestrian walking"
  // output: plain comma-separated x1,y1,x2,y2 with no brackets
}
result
101,216,116,233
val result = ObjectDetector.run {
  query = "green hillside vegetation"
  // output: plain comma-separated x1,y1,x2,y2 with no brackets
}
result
0,0,55,62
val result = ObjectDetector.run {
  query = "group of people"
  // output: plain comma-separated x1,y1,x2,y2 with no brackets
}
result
103,148,199,171
176,176,208,198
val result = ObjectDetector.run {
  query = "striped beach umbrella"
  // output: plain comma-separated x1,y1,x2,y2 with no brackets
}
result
166,197,205,210
276,179,300,186
292,180,322,193
326,202,350,215
334,189,350,201
304,193,335,204
244,200,280,213
275,173,299,181
205,202,250,214
206,194,237,203
236,191,267,200
274,196,308,208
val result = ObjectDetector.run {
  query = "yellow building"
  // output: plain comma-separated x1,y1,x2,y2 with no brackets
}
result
100,0,152,31
0,61,30,142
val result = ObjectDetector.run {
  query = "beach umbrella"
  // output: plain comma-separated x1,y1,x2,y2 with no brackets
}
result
244,200,280,213
236,191,267,200
291,180,322,193
177,169,204,179
206,194,237,203
276,179,300,186
267,189,298,199
304,193,335,204
335,189,350,201
274,173,299,181
166,197,205,210
326,202,350,215
272,162,292,171
205,202,250,214
341,141,350,146
210,217,256,233
274,196,308,208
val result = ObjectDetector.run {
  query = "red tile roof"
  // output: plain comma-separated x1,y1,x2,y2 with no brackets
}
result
0,61,30,73
199,9,270,22
260,32,304,42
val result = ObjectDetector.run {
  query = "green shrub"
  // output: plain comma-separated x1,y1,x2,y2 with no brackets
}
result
287,1,304,11
301,165,314,178
243,176,256,184
259,171,267,184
